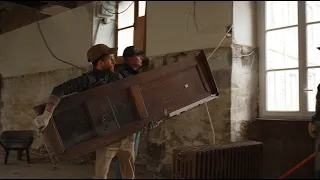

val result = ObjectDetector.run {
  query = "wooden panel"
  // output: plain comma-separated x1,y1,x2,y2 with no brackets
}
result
134,16,146,51
42,120,65,154
34,50,219,161
248,119,315,178
115,56,124,65
130,85,148,119
85,96,117,138
54,103,95,150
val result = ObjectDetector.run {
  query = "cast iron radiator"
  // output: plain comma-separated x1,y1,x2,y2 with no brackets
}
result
172,140,263,179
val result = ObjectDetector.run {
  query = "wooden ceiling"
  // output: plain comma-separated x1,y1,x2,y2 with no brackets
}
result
6,1,92,11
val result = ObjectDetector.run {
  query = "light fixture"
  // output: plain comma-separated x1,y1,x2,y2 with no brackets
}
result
226,25,232,38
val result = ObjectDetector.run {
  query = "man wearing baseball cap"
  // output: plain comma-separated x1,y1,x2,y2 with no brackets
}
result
33,44,136,179
115,46,160,179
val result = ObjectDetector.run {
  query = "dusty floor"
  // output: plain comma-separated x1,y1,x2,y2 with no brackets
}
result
0,150,159,179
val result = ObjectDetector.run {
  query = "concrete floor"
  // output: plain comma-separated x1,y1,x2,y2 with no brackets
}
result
0,150,157,179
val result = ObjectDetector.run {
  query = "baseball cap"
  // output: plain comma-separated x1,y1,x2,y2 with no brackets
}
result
123,46,145,60
87,44,117,63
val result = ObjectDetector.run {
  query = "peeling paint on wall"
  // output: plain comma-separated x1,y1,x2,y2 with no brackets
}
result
230,44,258,142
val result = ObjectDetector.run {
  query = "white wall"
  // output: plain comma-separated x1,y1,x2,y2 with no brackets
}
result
0,3,94,78
92,1,116,47
0,1,256,77
146,1,233,56
233,1,256,47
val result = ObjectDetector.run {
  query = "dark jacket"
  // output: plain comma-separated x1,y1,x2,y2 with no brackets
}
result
118,64,157,129
312,84,320,123
48,68,123,106
119,64,139,78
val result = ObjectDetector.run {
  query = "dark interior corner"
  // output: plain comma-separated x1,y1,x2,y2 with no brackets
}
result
248,119,315,179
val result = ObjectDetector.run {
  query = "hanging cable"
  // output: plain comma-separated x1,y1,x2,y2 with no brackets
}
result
193,1,200,33
207,25,233,60
237,50,255,57
37,21,87,72
205,102,216,145
186,1,202,33
231,44,257,76
99,1,134,15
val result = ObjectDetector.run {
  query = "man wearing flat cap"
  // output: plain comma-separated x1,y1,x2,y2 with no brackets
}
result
33,44,136,179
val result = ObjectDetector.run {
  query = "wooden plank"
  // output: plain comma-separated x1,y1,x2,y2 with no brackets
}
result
196,64,211,93
196,51,219,95
134,16,146,51
130,85,148,119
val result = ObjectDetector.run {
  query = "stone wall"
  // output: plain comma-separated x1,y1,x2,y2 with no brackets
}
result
134,45,259,177
0,74,3,131
0,65,91,148
136,47,233,177
230,44,259,142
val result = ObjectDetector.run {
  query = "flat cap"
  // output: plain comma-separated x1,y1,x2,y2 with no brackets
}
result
87,44,117,62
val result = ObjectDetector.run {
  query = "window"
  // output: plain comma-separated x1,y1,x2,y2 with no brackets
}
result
116,1,146,58
259,1,320,118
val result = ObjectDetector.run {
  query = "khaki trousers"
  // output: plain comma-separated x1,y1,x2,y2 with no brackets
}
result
93,134,135,179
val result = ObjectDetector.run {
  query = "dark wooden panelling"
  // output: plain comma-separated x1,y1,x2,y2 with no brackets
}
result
134,16,146,51
248,119,315,179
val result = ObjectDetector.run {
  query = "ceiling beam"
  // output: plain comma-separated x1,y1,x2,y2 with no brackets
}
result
3,1,92,12
5,1,48,10
5,1,80,10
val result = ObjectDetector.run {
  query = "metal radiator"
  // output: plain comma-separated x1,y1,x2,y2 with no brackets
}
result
172,140,263,179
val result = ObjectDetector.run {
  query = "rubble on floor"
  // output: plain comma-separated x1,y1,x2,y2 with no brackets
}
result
0,150,167,179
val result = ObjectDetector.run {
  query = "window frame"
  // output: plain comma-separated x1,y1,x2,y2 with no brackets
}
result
258,1,320,119
115,1,146,59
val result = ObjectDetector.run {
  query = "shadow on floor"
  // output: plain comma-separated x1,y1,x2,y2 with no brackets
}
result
0,151,156,179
